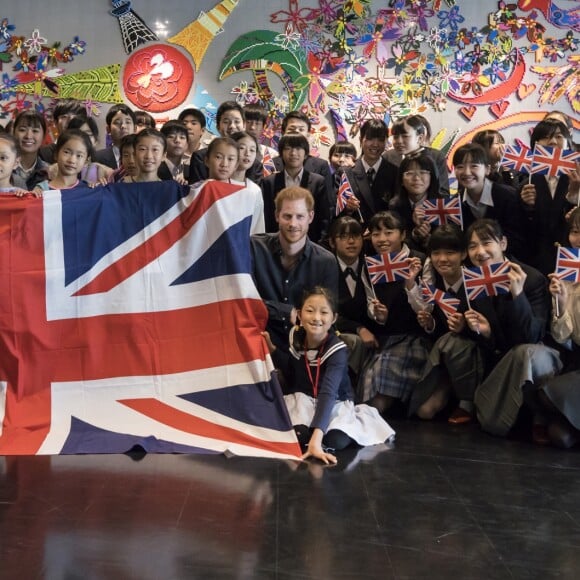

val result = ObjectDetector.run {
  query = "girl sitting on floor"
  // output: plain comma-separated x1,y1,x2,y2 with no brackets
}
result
262,286,394,465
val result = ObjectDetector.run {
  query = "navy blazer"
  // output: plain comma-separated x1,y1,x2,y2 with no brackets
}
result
471,259,549,358
335,258,375,335
461,181,528,263
273,154,333,200
260,170,329,243
92,147,118,170
520,174,573,275
342,158,397,225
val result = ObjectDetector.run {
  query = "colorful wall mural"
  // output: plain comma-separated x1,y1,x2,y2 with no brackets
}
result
0,0,578,156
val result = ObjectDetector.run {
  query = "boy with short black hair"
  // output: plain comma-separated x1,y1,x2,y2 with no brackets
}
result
261,134,329,243
93,104,137,170
159,120,190,182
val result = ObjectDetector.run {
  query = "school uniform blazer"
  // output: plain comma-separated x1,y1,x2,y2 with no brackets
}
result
187,148,208,183
260,170,329,244
461,182,528,263
157,161,190,182
273,155,333,197
342,158,397,225
521,174,573,275
92,147,118,170
335,259,375,335
471,259,549,356
371,248,426,338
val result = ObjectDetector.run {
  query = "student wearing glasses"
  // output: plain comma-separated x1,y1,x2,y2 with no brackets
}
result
389,151,443,252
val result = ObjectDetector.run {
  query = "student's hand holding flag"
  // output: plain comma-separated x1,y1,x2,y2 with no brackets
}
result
464,309,491,338
417,309,435,332
405,256,423,290
371,299,388,323
548,273,568,315
412,203,426,226
520,183,537,207
508,261,527,298
447,311,466,334
345,195,360,212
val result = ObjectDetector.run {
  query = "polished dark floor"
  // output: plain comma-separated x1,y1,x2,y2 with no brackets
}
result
2,419,580,580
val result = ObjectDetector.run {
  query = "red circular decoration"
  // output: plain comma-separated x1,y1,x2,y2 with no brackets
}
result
123,44,193,113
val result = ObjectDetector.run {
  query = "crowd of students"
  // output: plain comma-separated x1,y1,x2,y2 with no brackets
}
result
0,99,579,463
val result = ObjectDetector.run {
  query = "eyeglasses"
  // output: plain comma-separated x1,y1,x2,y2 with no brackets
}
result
336,233,362,240
403,170,430,178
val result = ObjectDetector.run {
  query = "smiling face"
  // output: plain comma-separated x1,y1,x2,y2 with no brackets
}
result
467,231,507,267
392,122,424,156
361,136,386,165
370,223,405,254
14,121,44,156
55,136,88,177
0,139,18,188
135,135,165,178
218,110,245,136
275,198,313,245
454,156,488,195
430,248,465,284
402,161,431,201
298,294,336,347
236,136,257,173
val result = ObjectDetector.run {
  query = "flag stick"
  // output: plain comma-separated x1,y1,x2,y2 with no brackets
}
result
461,267,480,335
362,254,377,300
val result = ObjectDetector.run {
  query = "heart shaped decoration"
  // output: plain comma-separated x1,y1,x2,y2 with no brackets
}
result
459,105,476,120
517,83,536,100
490,101,509,118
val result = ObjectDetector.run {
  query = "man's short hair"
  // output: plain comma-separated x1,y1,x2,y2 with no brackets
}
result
281,110,311,134
274,186,314,213
216,101,245,126
160,120,189,139
278,134,310,156
177,108,206,129
105,104,136,127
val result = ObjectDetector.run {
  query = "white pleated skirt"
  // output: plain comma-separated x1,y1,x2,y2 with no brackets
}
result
284,393,396,446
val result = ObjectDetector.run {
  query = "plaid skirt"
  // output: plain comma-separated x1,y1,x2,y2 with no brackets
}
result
361,334,430,403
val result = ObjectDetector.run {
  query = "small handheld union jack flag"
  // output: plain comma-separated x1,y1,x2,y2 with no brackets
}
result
531,145,580,178
336,172,356,215
262,149,276,177
462,261,511,301
420,197,463,228
365,251,411,284
555,247,580,283
501,144,532,174
420,280,461,319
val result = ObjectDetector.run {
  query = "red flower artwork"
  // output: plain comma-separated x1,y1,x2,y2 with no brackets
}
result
123,44,193,113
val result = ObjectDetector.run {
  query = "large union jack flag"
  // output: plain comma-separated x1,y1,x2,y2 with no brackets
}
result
531,145,580,177
501,144,532,174
420,196,463,228
365,251,410,284
555,246,580,283
462,260,511,301
0,181,301,458
336,172,355,215
420,280,461,319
